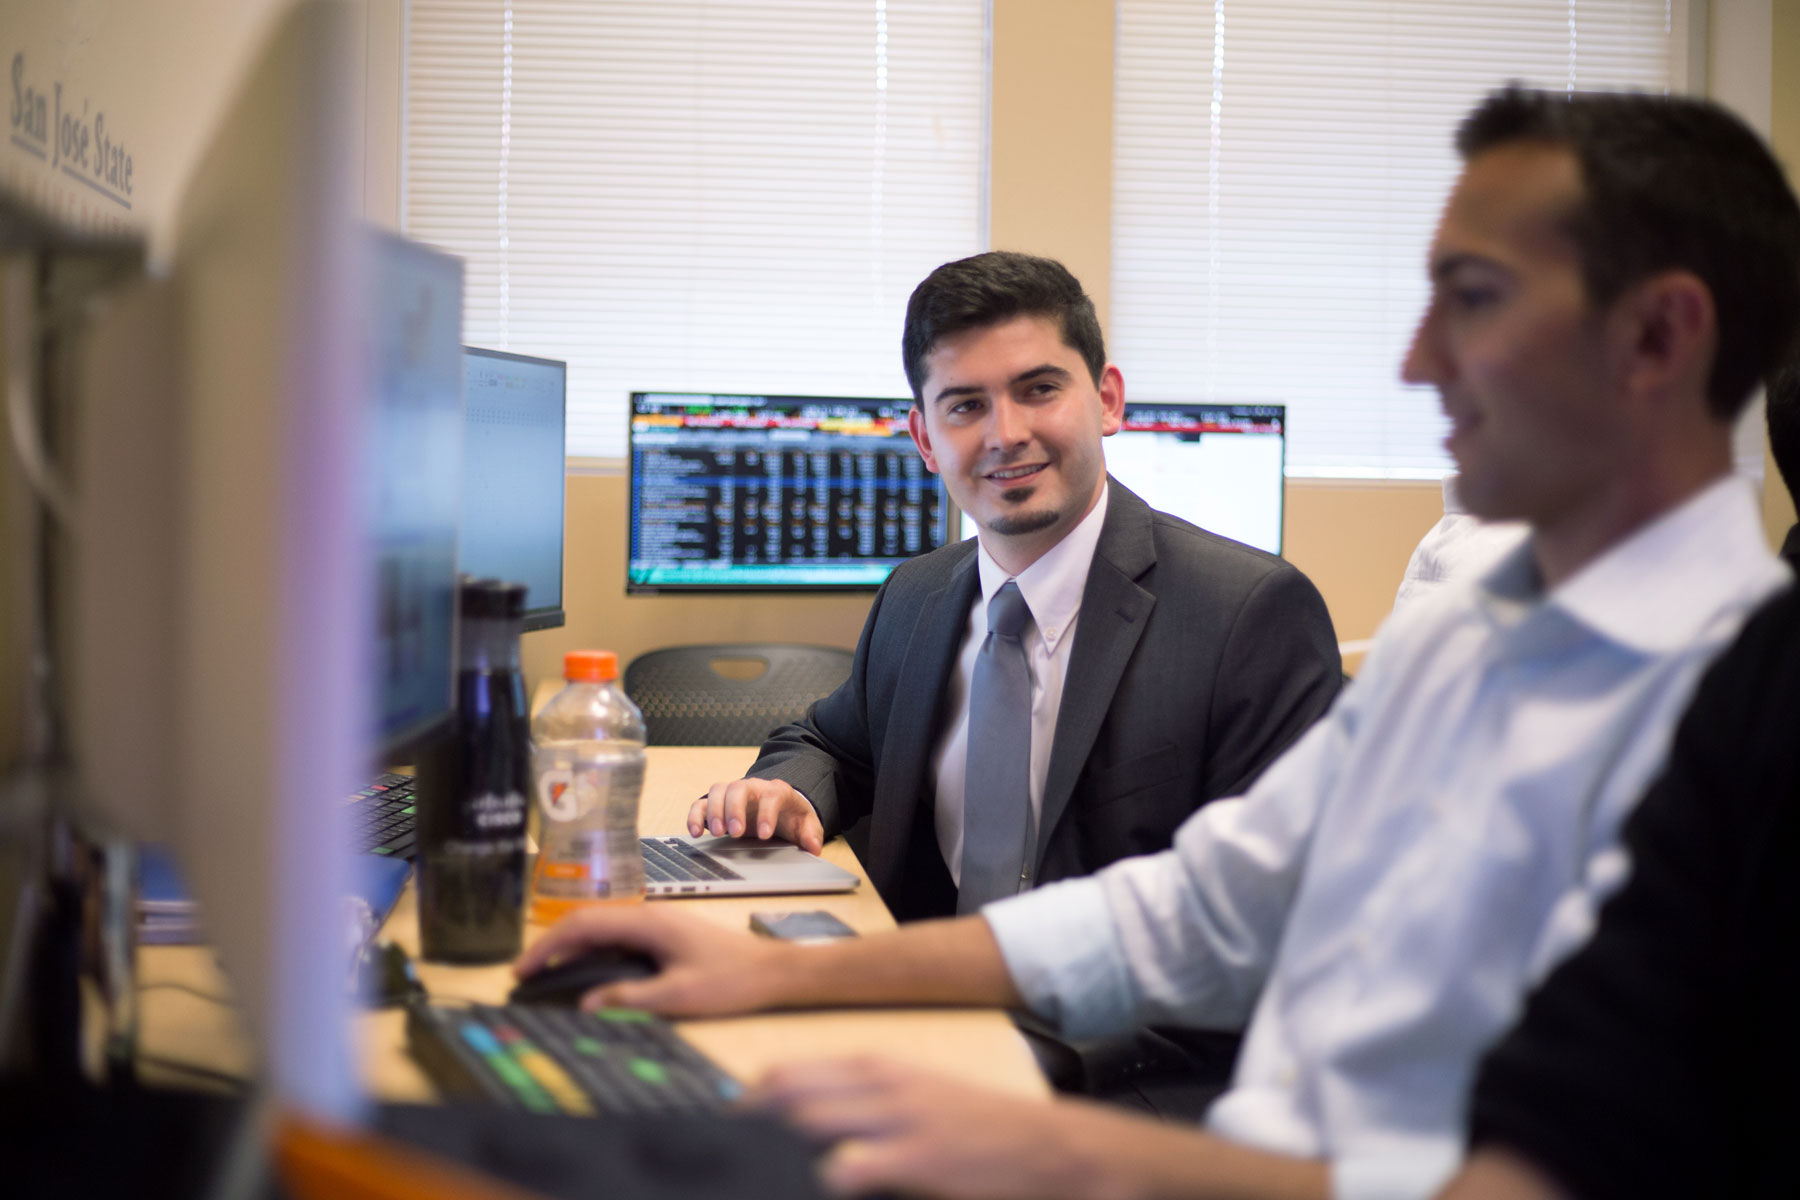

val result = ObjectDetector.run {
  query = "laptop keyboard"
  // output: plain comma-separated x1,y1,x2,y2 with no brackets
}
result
348,773,418,859
346,792,758,883
640,837,745,884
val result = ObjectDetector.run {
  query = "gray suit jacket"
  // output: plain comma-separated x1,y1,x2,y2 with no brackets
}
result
749,480,1341,921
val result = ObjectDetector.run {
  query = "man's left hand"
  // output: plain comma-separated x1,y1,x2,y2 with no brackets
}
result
749,1057,1111,1200
749,1056,1331,1200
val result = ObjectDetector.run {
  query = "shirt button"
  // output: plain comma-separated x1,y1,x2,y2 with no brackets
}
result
1044,627,1058,640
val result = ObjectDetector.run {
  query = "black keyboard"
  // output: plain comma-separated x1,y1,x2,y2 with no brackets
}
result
347,773,417,859
640,837,745,884
407,1001,742,1116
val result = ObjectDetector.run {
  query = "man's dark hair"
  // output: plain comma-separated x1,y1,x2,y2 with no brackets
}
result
1767,355,1800,500
1457,86,1800,421
901,251,1106,401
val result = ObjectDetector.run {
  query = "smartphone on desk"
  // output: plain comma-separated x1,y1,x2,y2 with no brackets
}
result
749,911,859,943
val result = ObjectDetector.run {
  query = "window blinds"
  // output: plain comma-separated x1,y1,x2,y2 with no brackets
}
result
1113,1,1675,478
406,0,988,462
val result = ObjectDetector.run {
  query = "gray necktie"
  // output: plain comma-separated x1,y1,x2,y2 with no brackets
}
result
958,581,1034,914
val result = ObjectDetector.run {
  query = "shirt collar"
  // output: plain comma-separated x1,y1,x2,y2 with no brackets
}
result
1476,473,1786,655
976,482,1109,652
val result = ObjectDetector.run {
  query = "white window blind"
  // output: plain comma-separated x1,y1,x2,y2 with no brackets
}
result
1113,1,1676,478
406,0,988,462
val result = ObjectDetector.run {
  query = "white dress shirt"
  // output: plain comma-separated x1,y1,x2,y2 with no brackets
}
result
932,484,1110,887
1391,475,1528,618
984,475,1787,1200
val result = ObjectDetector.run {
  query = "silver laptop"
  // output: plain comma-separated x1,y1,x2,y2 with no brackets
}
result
640,835,860,897
640,841,864,895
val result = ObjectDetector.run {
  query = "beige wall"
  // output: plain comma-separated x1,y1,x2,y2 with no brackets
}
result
1767,0,1800,545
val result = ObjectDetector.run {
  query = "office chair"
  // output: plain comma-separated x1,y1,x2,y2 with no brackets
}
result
623,644,855,746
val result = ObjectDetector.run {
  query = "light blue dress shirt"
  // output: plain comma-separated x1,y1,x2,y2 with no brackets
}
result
984,475,1788,1200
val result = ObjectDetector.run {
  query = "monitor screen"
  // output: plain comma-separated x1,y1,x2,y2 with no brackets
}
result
958,403,1287,555
628,392,948,592
368,233,464,755
460,347,568,630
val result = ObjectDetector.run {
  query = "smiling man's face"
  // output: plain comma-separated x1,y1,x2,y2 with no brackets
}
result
908,314,1123,574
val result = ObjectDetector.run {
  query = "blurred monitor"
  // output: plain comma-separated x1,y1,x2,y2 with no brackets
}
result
68,0,368,1120
628,392,948,592
369,235,463,755
459,347,567,629
957,402,1287,555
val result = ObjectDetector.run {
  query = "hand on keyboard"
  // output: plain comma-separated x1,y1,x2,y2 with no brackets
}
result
687,777,825,854
749,1057,1119,1200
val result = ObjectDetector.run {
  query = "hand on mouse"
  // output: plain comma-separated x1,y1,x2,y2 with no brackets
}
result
686,777,825,854
515,904,793,1017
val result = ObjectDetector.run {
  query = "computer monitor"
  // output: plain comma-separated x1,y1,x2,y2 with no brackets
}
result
69,0,369,1121
369,235,464,756
957,402,1288,555
627,392,948,592
459,347,567,629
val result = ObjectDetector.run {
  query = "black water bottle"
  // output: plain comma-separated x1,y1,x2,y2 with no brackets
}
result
417,577,531,962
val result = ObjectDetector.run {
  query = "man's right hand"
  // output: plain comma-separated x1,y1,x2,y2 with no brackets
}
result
518,905,1025,1019
514,904,794,1017
687,777,825,854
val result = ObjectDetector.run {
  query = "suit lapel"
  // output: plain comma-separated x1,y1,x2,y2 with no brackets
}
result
871,553,981,881
1036,482,1157,865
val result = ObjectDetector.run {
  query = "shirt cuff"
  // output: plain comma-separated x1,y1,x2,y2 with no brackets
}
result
1331,1144,1461,1200
981,876,1138,1038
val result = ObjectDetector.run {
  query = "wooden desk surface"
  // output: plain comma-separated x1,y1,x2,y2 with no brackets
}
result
137,746,1046,1102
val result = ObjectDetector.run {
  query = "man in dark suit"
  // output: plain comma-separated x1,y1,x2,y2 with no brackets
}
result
688,251,1341,921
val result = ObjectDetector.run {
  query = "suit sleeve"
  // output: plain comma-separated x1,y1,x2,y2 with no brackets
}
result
1201,562,1342,802
740,581,889,840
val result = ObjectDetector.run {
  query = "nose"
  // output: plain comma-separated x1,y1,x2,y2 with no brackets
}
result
985,395,1028,451
1400,304,1446,387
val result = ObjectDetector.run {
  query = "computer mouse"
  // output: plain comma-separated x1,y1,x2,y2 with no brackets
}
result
507,946,661,1007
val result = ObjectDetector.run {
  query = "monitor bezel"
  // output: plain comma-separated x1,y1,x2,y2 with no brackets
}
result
461,344,569,630
625,389,948,595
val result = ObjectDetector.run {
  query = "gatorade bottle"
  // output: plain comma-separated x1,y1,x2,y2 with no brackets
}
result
529,650,647,922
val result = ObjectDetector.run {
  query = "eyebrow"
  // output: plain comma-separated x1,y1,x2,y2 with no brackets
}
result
1429,252,1502,283
929,363,1072,408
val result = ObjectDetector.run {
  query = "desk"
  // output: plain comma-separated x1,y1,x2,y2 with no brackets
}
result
136,746,1047,1103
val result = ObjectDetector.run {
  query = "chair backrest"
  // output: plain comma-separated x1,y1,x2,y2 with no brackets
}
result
623,643,855,746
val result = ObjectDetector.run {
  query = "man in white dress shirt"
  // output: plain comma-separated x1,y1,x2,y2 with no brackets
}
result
519,88,1800,1200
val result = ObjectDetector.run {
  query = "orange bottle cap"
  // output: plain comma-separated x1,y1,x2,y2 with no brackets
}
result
564,650,618,682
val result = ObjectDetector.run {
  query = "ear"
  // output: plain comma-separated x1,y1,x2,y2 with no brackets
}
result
908,404,941,473
1615,269,1716,405
1098,364,1125,435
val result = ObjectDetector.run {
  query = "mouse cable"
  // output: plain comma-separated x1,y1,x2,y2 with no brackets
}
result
139,980,234,1006
135,1053,250,1093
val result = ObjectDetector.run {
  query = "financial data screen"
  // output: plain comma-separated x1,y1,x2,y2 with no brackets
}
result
628,392,948,591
